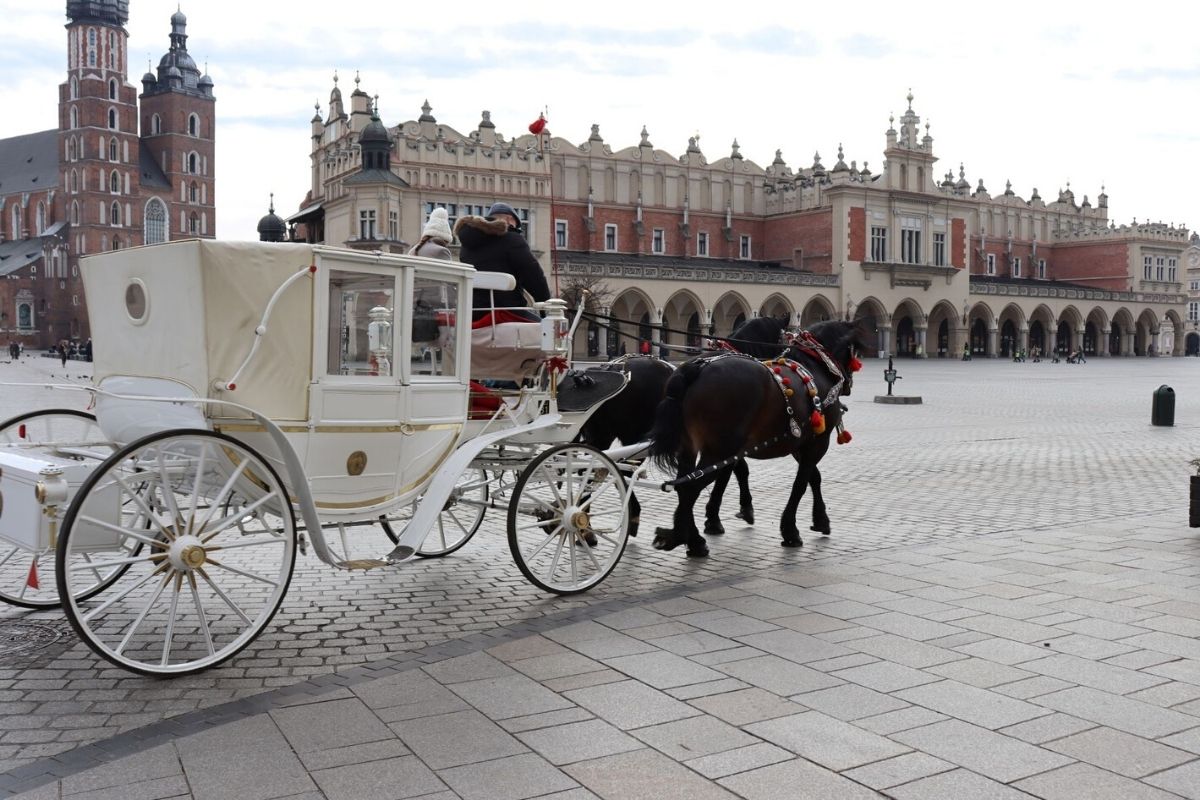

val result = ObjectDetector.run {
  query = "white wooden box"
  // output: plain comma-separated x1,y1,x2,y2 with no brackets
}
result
0,451,120,552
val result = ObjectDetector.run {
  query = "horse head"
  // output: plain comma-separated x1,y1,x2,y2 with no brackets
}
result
800,320,871,395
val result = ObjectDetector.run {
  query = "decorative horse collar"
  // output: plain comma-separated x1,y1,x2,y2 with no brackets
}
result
766,332,863,445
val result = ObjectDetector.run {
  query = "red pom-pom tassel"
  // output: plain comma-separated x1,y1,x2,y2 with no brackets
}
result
837,429,853,445
810,410,825,434
849,356,863,373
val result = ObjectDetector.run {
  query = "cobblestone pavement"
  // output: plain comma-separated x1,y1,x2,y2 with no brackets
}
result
3,355,1200,797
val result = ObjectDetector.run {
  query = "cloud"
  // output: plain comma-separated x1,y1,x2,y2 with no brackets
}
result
1112,65,1200,81
839,34,893,58
717,28,820,56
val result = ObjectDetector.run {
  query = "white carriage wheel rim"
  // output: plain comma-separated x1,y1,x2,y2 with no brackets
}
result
58,430,296,675
509,444,628,594
0,410,118,608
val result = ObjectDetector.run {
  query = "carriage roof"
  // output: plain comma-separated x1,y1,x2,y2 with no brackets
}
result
81,239,476,421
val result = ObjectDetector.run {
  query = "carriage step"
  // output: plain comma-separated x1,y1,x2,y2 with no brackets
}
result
338,558,392,570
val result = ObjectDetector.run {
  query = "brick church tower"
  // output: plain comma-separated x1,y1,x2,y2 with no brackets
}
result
139,8,216,239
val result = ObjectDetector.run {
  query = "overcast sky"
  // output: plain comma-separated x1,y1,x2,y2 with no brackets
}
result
2,0,1197,241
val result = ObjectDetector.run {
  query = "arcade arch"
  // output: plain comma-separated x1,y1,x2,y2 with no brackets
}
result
663,289,704,353
891,298,925,358
759,293,794,325
608,287,654,356
711,291,751,338
800,294,836,328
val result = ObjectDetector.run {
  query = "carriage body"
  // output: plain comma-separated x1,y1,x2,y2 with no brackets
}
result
82,239,475,519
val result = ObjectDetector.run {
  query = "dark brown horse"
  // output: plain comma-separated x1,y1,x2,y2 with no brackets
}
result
648,320,868,557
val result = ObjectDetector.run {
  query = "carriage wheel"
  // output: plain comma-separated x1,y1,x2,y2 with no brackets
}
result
0,409,131,609
507,444,629,595
378,469,490,558
57,430,296,676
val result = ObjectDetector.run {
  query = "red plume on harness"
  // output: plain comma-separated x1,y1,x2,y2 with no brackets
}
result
849,355,863,373
810,409,825,434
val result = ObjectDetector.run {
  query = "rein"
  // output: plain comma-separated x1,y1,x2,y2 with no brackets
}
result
578,310,789,353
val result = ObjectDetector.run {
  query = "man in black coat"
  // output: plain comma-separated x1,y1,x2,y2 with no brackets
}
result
454,202,551,321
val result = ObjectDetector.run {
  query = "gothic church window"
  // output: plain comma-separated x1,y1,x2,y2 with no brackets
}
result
152,114,161,135
109,139,118,162
36,203,45,235
108,108,117,130
110,202,121,226
189,182,197,203
71,201,80,225
110,170,120,193
188,114,199,136
144,198,167,244
70,107,78,129
109,79,117,100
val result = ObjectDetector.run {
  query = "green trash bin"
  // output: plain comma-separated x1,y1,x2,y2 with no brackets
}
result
1152,385,1175,426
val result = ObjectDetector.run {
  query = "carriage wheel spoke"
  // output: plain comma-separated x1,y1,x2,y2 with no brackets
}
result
155,450,184,531
69,552,165,571
577,533,602,572
517,516,561,532
0,545,21,570
200,492,279,543
545,530,566,580
568,528,578,584
115,571,172,656
79,551,106,584
196,567,253,625
188,572,215,657
82,562,170,622
206,537,286,553
578,480,615,512
113,474,176,541
445,509,470,538
193,461,249,535
161,573,184,666
78,515,167,549
434,516,448,551
206,558,279,587
186,443,211,536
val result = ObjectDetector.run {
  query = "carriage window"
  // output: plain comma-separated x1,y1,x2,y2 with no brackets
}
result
327,270,395,377
411,275,459,378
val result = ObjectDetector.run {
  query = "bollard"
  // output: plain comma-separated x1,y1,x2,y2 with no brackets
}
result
1152,385,1175,427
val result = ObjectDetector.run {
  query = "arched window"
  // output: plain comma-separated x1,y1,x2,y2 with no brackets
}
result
151,113,161,135
187,152,198,174
189,213,199,234
108,78,117,99
69,76,78,99
17,303,32,329
144,198,167,244
68,138,76,161
70,170,78,193
71,201,80,225
36,202,45,235
109,138,118,162
189,181,198,203
11,205,20,239
110,170,120,193
110,201,121,226
112,237,120,250
69,106,78,129
108,108,117,130
188,114,199,136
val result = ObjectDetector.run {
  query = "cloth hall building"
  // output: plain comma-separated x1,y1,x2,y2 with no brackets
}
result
292,83,1193,359
0,1,215,350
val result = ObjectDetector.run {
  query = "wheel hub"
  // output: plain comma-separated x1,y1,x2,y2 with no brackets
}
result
168,535,207,572
564,506,590,534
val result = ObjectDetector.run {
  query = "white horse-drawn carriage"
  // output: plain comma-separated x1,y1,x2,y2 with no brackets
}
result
0,240,645,675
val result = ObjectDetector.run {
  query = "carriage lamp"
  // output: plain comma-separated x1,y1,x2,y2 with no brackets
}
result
883,356,901,396
367,306,392,377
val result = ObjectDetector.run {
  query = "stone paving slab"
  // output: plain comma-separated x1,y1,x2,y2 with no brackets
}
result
6,360,1200,797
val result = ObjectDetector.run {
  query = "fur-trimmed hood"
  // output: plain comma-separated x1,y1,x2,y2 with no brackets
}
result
454,215,509,238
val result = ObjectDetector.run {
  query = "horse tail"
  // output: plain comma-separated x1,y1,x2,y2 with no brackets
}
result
649,359,704,472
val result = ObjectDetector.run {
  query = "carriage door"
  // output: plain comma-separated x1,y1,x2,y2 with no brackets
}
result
308,268,402,505
399,270,469,494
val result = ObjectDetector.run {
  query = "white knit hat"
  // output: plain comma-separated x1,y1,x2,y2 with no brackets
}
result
422,207,452,242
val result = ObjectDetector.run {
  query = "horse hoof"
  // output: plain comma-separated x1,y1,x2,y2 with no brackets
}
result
653,527,682,551
735,505,756,525
704,519,726,536
810,524,831,536
780,536,804,548
687,542,710,558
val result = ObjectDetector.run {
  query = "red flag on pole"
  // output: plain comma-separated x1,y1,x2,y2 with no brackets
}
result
528,113,547,135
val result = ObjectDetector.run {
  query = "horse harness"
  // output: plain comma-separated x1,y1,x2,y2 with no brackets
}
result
662,338,855,489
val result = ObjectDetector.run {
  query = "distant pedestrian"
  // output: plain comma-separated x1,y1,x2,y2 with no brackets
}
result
962,342,972,361
58,339,68,367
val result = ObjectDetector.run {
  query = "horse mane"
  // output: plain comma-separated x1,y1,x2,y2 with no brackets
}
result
729,316,789,359
804,320,872,364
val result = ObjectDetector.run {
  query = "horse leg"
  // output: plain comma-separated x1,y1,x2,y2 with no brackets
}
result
653,478,708,558
809,466,831,536
732,459,755,525
703,465,734,536
628,489,641,538
780,455,812,548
